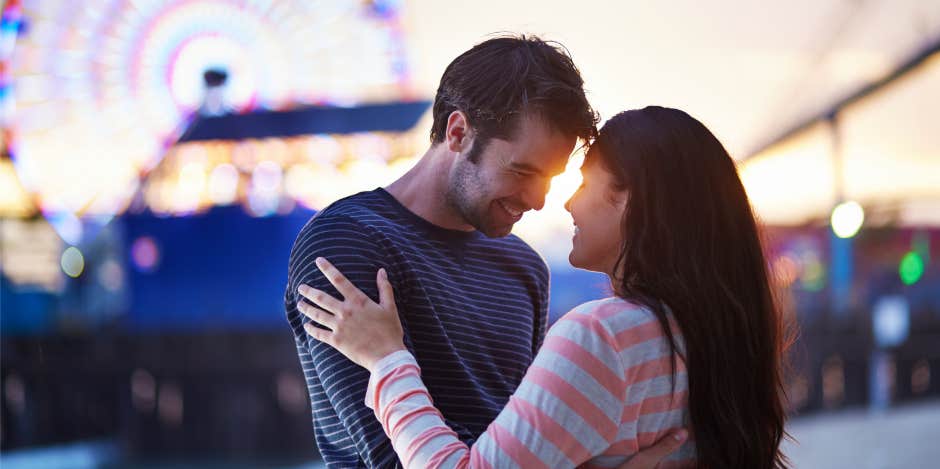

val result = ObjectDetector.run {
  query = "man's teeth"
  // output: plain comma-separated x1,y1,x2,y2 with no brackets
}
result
500,201,523,217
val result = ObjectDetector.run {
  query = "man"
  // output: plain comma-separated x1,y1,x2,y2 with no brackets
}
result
285,36,679,468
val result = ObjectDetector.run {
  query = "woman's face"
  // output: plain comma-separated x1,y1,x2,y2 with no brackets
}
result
564,154,629,277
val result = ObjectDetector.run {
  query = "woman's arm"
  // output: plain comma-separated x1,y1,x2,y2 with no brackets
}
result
297,258,686,468
360,310,630,468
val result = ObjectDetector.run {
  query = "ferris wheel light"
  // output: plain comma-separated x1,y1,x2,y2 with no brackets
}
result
9,0,411,223
831,201,865,239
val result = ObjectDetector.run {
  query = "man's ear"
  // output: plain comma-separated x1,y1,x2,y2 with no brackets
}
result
445,110,473,154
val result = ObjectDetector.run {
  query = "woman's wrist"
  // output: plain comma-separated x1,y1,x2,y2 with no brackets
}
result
364,343,408,373
365,348,417,411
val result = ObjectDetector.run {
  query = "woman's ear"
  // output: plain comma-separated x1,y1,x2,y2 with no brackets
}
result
445,110,473,154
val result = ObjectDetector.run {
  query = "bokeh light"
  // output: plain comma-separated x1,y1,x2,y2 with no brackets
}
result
4,373,26,415
284,163,318,208
822,355,845,408
911,359,931,395
831,200,865,238
245,160,282,217
873,296,911,348
773,255,800,287
131,236,161,273
246,190,279,217
158,382,184,427
207,163,239,205
800,257,826,292
60,246,85,278
131,369,156,413
251,161,282,194
174,160,207,214
899,251,925,285
98,258,125,292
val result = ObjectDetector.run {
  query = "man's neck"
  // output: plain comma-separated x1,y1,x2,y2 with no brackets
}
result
384,147,475,232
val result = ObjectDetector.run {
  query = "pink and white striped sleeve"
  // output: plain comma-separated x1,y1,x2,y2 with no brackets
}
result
364,308,627,468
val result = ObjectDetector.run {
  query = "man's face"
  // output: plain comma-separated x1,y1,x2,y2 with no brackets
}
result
446,115,576,238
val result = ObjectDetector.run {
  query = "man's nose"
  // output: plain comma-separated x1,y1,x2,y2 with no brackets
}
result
522,178,550,212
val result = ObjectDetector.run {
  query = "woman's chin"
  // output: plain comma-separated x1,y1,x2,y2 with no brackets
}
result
569,253,610,278
567,251,593,272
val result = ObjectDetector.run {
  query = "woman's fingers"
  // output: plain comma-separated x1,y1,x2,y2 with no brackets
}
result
315,257,367,303
297,300,338,329
298,284,344,316
298,264,405,371
304,322,335,346
376,268,395,309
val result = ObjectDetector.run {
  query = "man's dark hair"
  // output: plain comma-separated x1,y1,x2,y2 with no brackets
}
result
429,34,598,162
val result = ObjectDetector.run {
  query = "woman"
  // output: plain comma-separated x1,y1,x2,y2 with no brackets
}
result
297,106,791,468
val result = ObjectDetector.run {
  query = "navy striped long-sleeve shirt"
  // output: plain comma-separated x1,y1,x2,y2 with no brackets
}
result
284,188,550,468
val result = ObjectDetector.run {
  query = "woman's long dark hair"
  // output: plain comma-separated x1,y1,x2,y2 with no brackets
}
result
589,107,791,468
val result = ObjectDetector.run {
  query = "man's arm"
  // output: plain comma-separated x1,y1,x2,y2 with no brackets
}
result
286,213,401,468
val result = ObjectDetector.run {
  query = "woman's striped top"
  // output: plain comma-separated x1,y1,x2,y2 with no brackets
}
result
365,297,696,468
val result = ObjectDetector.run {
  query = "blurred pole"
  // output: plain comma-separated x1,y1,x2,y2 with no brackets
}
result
828,113,853,318
869,349,892,412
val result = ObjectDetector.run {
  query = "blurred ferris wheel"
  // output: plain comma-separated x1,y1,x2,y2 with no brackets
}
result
4,0,413,233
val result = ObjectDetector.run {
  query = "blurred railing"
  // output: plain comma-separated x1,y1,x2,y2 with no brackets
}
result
788,305,940,413
1,332,318,463
3,315,939,459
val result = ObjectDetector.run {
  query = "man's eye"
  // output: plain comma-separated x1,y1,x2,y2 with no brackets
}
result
510,170,527,177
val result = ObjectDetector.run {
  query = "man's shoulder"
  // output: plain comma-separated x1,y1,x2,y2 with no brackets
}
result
288,191,397,263
296,190,401,238
312,190,391,225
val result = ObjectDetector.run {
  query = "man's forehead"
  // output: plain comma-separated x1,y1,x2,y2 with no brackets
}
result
505,152,571,176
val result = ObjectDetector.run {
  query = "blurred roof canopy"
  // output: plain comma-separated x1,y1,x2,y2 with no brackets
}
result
401,0,940,224
4,0,940,226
